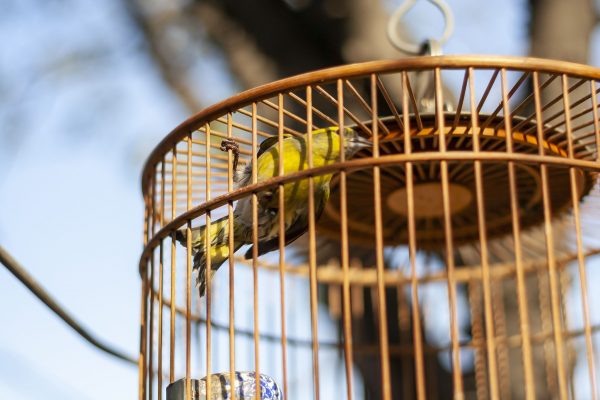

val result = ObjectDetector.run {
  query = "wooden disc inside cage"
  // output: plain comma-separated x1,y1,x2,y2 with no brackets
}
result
318,114,595,249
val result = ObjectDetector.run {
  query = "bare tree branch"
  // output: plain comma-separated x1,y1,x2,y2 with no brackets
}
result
124,0,204,112
188,2,278,89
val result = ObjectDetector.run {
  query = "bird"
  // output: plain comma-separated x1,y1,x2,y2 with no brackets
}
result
176,126,372,297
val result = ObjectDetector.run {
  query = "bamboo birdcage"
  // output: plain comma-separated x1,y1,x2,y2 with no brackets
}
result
138,56,600,399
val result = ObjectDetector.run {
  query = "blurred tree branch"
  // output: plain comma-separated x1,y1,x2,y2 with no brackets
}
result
188,2,278,88
529,0,597,64
124,0,203,112
125,0,408,91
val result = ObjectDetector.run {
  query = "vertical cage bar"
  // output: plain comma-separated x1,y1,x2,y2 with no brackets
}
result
468,282,488,400
139,194,150,400
435,67,464,398
592,81,600,160
140,264,149,400
537,268,557,393
158,159,166,400
370,73,392,400
149,257,155,400
306,85,321,400
533,71,569,399
185,135,193,400
491,282,511,400
474,67,500,400
170,147,177,383
205,123,213,400
251,102,261,400
147,182,154,398
500,68,537,400
277,94,289,400
469,69,506,399
397,286,413,400
149,177,156,400
564,74,598,399
402,71,427,400
187,136,193,212
227,113,237,400
338,78,355,400
559,271,576,400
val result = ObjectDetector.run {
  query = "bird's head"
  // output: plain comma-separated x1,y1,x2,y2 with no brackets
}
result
310,126,372,161
342,127,372,158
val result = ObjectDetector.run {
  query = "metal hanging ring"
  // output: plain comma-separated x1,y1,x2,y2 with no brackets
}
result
387,0,455,55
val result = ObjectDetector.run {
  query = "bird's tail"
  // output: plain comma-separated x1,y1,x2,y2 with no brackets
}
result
197,263,217,298
175,216,243,297
175,215,229,249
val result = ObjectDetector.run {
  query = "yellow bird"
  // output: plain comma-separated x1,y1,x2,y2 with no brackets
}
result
176,127,371,297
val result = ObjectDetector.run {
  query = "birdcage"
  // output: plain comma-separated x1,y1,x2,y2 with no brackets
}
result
138,5,600,400
138,56,600,399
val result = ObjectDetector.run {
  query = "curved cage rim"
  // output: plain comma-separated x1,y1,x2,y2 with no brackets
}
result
149,245,600,314
138,152,600,276
141,55,600,195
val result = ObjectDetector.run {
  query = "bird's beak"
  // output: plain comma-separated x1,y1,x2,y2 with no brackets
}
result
352,135,372,148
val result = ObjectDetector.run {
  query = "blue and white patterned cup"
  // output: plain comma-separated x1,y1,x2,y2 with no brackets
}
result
200,372,281,400
166,372,282,400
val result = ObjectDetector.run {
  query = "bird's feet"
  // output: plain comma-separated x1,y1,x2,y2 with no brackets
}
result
220,138,240,173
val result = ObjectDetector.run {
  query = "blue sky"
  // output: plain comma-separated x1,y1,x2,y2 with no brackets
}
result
2,0,599,398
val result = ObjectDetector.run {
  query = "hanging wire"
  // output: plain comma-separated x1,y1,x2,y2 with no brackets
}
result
387,0,455,55
0,245,138,366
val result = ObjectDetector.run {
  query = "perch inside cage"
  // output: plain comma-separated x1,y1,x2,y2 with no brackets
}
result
138,3,600,400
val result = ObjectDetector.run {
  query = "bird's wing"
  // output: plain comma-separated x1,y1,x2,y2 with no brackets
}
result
243,183,330,259
256,134,294,158
235,134,295,189
243,213,308,259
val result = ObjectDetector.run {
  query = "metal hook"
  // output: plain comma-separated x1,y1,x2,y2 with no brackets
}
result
387,0,455,55
414,39,456,113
